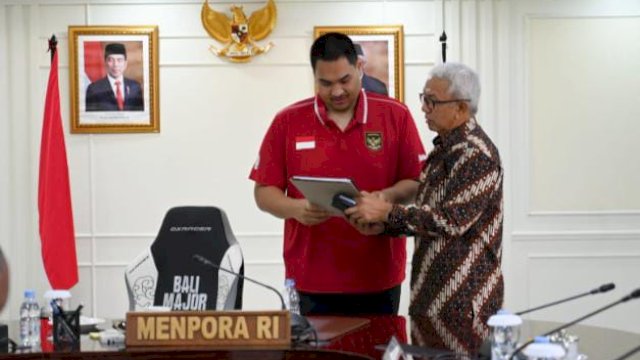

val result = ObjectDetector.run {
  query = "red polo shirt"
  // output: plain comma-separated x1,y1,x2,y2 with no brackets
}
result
250,90,425,293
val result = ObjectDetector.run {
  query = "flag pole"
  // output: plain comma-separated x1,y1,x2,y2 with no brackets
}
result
48,34,57,62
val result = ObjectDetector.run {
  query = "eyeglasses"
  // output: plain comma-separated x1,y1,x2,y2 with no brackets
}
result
419,93,470,112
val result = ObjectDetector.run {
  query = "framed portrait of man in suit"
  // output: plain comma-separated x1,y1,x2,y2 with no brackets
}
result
68,26,159,133
314,25,404,102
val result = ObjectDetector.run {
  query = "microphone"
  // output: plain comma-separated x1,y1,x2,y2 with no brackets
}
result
479,283,615,359
516,282,615,316
192,254,315,341
509,287,640,360
611,344,640,360
192,254,286,310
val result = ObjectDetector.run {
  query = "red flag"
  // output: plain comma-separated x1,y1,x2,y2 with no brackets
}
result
38,40,78,289
83,41,105,82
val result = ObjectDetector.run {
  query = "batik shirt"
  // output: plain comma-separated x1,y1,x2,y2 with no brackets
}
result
387,118,504,354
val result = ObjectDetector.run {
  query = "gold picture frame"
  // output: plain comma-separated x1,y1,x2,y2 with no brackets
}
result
68,26,159,133
314,25,404,102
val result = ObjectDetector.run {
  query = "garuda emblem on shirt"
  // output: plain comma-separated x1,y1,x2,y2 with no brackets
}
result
365,132,383,151
201,0,277,63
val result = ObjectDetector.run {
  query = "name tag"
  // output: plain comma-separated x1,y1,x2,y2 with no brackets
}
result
295,136,315,150
126,310,290,347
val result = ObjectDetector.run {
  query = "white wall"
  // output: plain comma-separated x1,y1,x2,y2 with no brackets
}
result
0,0,638,335
530,16,640,211
506,0,640,333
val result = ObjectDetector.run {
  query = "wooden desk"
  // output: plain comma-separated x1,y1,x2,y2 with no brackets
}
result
1,316,638,359
2,348,370,360
317,316,639,359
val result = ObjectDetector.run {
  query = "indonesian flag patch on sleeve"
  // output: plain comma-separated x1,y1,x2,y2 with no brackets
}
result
295,136,315,150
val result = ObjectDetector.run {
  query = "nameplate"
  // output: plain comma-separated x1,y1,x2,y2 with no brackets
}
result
125,310,291,347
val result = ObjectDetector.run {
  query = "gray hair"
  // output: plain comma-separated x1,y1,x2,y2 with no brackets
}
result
428,62,480,115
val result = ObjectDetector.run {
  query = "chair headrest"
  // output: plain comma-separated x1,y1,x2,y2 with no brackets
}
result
160,206,223,232
151,206,238,266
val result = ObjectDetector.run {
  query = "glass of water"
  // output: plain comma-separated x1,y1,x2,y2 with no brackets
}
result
488,310,523,360
492,325,521,359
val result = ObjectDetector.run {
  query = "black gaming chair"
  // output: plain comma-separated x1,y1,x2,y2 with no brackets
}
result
125,206,244,311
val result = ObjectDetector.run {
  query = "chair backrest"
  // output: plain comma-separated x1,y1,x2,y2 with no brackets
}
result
125,206,243,311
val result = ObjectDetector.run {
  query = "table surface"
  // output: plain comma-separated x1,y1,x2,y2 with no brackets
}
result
520,320,639,360
1,315,638,359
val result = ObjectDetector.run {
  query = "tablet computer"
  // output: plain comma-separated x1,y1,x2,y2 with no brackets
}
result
289,176,359,215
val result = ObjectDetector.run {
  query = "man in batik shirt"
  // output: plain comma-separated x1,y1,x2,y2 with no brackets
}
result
346,62,504,355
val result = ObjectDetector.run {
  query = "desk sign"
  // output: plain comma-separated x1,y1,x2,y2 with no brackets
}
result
125,310,291,347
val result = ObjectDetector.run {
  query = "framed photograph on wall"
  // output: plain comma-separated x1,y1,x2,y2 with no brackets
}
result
314,25,404,102
68,26,159,133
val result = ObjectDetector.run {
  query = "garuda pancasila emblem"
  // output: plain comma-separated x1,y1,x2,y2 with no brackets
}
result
201,0,277,63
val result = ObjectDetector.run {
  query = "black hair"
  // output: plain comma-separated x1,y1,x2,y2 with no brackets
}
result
310,32,358,71
353,43,364,56
104,43,127,60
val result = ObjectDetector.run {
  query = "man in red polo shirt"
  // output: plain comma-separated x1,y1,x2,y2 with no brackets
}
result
249,32,425,315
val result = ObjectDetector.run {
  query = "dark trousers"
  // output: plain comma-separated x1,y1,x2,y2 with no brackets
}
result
298,285,401,316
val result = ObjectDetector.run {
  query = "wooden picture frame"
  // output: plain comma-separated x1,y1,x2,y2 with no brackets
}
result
68,26,159,133
314,25,404,102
